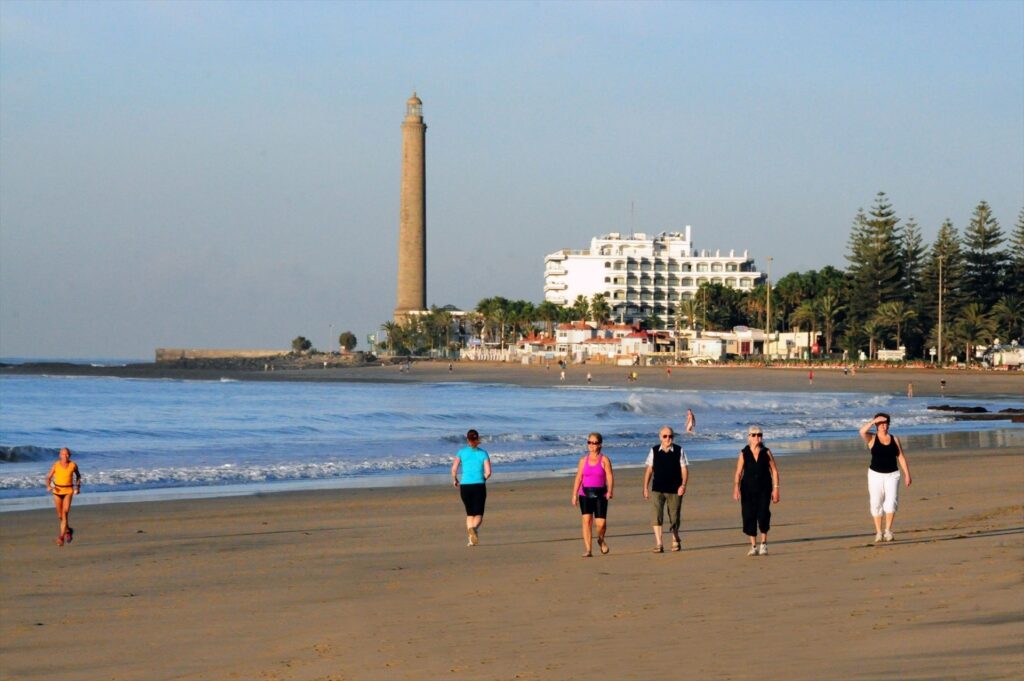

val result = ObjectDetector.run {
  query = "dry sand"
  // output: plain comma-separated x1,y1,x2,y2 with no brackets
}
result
2,440,1022,680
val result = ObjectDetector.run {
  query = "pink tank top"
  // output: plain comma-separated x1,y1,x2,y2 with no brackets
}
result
578,455,607,495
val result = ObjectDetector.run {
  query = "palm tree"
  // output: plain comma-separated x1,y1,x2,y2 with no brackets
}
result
744,285,767,329
571,295,590,322
380,321,399,354
789,300,817,357
536,300,562,338
874,301,916,350
863,319,883,359
475,297,511,348
990,295,1023,341
590,294,611,325
508,300,536,342
677,297,700,331
817,291,845,354
642,313,663,330
954,303,996,364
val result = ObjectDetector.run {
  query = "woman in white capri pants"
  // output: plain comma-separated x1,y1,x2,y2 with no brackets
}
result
859,413,912,543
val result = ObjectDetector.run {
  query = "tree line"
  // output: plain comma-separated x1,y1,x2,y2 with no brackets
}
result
380,193,1023,361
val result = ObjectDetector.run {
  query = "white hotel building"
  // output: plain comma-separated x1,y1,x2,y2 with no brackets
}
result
544,226,764,327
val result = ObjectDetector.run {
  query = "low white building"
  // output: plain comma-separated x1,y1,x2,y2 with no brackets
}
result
544,227,764,327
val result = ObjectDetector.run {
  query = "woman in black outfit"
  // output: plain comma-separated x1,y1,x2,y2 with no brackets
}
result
733,426,780,556
859,413,912,543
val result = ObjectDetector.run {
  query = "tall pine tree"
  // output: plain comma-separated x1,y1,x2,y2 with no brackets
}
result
900,218,927,356
1008,208,1024,298
920,220,966,360
845,193,903,336
962,200,1007,310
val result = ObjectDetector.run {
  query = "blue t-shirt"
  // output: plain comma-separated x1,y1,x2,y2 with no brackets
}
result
456,446,490,485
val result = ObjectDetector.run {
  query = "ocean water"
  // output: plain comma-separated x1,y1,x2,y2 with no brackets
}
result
1,374,1021,510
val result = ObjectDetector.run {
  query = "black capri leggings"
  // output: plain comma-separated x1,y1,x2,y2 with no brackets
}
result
740,485,772,537
460,483,487,516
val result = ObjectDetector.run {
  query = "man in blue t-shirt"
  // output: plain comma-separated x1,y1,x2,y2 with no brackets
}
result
451,429,492,546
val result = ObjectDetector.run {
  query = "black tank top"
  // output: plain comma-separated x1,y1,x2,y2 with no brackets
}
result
740,445,773,491
870,435,900,473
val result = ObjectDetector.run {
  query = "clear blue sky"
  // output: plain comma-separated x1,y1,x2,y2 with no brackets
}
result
2,0,1021,359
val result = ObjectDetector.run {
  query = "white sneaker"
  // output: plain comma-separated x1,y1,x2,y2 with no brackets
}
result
874,532,883,544
758,543,767,556
883,529,894,542
747,545,759,556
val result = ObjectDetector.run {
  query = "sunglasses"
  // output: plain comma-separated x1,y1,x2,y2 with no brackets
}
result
748,433,763,437
660,434,674,439
587,441,601,445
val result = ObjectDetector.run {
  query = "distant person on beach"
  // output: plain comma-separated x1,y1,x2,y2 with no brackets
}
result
808,369,814,385
45,447,81,547
940,379,946,393
859,413,912,543
571,432,615,557
907,382,913,398
686,409,696,434
586,371,592,384
733,426,780,556
451,429,492,546
643,426,689,553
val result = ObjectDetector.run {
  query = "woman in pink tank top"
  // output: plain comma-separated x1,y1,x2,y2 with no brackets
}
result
571,432,615,557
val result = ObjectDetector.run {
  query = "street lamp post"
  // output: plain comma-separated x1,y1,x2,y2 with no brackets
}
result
937,256,943,365
766,256,773,357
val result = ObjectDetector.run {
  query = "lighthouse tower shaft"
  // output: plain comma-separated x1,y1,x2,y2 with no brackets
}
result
395,94,427,321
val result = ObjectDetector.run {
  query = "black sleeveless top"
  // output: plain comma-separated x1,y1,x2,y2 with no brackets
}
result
651,444,684,493
870,435,900,473
740,445,773,491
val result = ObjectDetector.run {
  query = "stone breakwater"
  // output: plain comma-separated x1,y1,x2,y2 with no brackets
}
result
155,348,290,363
155,351,373,371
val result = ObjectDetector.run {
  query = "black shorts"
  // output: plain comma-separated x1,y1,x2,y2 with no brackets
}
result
460,483,487,516
578,493,608,519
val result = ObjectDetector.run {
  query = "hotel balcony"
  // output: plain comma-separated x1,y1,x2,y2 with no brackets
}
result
545,266,567,276
544,281,568,292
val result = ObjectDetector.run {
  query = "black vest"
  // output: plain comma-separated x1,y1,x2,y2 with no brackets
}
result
651,444,683,493
740,445,773,491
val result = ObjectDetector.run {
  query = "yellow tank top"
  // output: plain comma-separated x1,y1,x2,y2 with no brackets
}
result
53,462,75,488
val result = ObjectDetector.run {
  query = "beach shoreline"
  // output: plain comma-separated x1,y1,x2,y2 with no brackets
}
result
3,359,1023,397
2,441,1021,680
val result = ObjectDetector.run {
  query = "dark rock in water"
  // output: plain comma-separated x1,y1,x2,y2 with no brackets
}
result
998,408,1024,414
927,405,988,413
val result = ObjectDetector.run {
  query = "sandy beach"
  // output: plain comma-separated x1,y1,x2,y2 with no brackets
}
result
4,360,1023,398
2,435,1022,680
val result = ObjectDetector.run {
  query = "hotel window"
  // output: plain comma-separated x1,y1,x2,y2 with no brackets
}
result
711,263,723,272
697,263,708,272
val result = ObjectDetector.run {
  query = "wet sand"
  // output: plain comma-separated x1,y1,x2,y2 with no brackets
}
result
2,442,1021,680
4,359,1023,398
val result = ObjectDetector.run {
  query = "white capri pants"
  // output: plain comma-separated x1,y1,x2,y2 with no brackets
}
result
868,469,901,516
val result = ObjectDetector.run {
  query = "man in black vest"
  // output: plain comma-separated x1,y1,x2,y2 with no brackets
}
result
642,425,690,552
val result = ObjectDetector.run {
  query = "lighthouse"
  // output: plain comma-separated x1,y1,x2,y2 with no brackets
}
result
394,92,427,321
